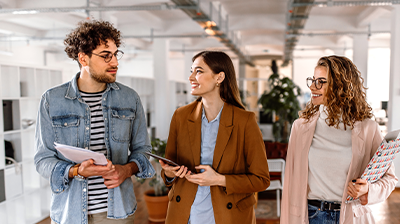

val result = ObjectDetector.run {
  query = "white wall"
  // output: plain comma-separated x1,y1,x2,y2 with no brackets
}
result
118,58,153,79
168,57,185,82
367,48,390,110
292,48,389,112
293,57,318,107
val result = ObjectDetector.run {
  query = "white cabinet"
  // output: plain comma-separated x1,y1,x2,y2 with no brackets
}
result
116,76,190,141
117,76,156,135
0,63,62,223
4,165,23,200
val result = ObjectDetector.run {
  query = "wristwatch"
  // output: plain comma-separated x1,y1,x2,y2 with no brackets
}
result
73,164,86,180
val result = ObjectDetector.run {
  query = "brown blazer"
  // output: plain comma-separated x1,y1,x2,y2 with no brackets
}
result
162,100,270,224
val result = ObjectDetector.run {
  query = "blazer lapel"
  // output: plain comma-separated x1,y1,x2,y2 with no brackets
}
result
187,101,203,166
212,103,234,170
349,122,365,176
340,121,364,203
301,113,319,157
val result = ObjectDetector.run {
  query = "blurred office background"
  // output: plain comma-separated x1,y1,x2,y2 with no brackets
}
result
0,0,399,223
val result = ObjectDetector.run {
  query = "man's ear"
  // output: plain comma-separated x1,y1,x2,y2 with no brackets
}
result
78,52,88,67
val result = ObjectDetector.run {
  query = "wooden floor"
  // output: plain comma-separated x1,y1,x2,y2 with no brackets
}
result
37,180,400,224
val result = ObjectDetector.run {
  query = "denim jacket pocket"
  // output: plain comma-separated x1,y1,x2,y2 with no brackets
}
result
52,115,80,147
111,109,135,142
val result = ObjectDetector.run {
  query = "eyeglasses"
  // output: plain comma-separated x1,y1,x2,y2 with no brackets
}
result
91,50,124,63
306,77,327,90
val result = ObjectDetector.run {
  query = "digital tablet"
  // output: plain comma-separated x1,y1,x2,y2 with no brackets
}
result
145,152,180,167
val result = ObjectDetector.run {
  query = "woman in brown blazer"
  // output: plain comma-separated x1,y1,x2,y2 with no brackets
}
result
160,51,270,224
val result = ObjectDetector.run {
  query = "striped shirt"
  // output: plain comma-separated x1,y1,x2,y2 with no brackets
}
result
80,90,108,214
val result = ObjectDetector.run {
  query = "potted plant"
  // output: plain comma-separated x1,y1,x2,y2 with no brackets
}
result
141,138,169,222
258,60,302,144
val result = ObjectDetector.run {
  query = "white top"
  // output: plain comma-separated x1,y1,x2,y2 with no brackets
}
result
307,105,352,201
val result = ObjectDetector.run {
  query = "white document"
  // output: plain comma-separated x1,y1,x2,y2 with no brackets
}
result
54,142,108,165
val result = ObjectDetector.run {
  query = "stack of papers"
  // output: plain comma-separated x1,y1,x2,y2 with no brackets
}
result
54,142,108,165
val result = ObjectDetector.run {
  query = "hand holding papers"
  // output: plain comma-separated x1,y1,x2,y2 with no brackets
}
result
346,129,400,203
54,142,108,165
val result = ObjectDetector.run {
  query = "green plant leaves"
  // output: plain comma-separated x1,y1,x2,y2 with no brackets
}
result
259,72,302,143
137,138,169,196
151,138,167,158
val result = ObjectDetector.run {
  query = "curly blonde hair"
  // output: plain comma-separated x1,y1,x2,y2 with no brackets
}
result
299,55,373,129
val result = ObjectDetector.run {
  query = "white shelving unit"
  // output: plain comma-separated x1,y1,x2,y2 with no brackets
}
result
175,81,189,108
0,73,185,223
117,76,189,141
0,63,62,224
117,76,156,139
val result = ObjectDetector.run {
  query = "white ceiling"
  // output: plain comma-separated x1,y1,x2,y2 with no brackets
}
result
0,0,395,65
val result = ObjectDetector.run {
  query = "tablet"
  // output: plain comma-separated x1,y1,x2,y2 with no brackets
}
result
145,151,179,167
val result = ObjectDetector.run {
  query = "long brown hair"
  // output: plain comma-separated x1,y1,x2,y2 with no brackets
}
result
299,55,373,129
193,51,245,110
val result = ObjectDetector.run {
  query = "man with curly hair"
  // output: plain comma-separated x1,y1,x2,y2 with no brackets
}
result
34,20,155,224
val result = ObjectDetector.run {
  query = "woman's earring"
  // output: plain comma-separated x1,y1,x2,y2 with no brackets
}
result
216,83,220,87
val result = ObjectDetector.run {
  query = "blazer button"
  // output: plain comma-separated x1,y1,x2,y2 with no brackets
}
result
176,195,181,202
227,202,233,209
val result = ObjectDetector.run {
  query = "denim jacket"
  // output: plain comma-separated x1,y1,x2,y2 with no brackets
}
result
34,73,155,224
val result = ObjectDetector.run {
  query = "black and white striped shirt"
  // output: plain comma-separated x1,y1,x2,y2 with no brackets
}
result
80,90,108,214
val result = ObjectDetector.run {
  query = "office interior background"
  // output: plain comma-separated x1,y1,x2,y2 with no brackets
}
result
0,0,399,223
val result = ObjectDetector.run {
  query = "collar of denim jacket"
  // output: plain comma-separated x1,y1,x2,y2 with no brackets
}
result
65,72,119,100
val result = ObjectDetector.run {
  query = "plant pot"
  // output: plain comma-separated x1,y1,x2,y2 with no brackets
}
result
144,189,169,222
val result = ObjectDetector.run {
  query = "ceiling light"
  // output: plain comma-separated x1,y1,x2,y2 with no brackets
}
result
12,10,38,14
0,50,13,56
204,28,216,36
206,21,217,27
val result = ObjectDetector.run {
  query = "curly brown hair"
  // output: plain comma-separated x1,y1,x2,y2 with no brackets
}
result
64,20,121,67
299,55,373,129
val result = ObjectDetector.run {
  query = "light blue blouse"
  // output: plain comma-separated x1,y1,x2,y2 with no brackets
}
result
188,106,223,224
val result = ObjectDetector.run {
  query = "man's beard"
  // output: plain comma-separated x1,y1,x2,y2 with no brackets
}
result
89,66,117,83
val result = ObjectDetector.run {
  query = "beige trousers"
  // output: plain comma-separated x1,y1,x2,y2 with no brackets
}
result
51,212,135,224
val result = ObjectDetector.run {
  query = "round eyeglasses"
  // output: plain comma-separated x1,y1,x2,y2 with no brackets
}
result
306,77,327,90
92,50,124,63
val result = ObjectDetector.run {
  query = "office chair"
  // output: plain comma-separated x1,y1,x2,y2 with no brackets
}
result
264,158,285,217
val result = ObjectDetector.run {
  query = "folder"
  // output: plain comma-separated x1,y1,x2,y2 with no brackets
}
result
346,129,400,203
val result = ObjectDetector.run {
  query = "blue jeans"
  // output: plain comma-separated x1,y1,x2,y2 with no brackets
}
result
308,204,340,224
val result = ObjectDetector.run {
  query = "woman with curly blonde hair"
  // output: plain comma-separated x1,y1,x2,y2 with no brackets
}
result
281,55,397,224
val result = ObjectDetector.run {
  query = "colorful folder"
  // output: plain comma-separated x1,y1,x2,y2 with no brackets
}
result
346,129,400,203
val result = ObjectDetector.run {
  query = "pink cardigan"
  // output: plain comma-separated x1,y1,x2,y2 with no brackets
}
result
281,113,398,224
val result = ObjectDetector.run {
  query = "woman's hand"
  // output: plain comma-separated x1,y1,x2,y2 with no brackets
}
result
159,160,189,179
185,165,226,187
347,179,369,205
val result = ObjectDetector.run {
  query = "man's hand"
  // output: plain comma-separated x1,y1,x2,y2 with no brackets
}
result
185,165,226,187
102,162,138,189
72,159,113,178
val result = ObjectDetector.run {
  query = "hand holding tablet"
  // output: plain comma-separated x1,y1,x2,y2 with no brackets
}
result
144,151,179,167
